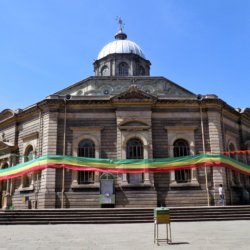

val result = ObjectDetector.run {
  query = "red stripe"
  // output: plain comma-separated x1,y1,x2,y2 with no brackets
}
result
1,160,250,181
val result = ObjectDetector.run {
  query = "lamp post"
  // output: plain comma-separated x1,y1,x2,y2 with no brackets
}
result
197,94,210,206
61,94,71,209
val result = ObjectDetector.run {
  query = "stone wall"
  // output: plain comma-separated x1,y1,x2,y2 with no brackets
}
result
1,99,250,209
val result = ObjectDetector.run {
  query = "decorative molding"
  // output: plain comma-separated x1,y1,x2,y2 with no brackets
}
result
119,120,149,127
111,85,157,102
170,181,200,188
0,109,15,123
71,183,100,189
0,153,12,160
164,126,198,131
0,141,15,149
21,132,39,142
118,125,150,131
120,183,152,188
70,126,103,132
18,184,34,192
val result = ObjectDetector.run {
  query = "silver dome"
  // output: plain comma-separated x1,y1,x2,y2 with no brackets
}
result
97,39,146,60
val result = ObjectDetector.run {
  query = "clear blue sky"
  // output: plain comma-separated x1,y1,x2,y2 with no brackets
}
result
1,0,249,110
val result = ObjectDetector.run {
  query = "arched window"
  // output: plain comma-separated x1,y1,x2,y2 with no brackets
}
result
101,66,109,76
228,143,240,185
245,141,250,165
138,66,145,76
2,163,9,169
126,138,144,184
174,139,190,157
23,145,34,188
1,163,8,192
173,139,191,183
118,62,129,76
78,139,95,184
229,143,236,159
24,145,34,162
126,138,144,159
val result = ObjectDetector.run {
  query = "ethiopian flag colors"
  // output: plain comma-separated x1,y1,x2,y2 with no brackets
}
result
0,154,250,181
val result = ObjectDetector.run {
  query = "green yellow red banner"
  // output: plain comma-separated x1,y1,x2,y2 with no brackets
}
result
0,154,249,180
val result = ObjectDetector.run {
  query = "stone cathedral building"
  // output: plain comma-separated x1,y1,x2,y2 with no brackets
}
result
0,23,250,209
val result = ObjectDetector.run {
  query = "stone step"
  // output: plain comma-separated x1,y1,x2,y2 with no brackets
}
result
0,219,152,225
0,206,250,224
1,210,249,217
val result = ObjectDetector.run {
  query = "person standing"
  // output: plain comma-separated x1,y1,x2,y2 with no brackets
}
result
218,184,225,206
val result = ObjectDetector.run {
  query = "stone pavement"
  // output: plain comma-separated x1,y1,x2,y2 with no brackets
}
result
0,220,250,250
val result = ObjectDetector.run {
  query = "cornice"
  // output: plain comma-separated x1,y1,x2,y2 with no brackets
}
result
70,126,104,132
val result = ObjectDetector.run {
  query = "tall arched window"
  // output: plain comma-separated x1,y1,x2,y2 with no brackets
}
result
228,143,240,185
126,138,144,184
245,142,250,165
118,62,129,76
138,66,145,76
78,139,95,184
229,143,236,159
24,145,34,162
1,162,8,192
173,139,191,183
101,66,109,76
126,138,143,159
23,145,34,188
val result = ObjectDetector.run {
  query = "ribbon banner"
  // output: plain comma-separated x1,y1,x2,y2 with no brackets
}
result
0,154,250,181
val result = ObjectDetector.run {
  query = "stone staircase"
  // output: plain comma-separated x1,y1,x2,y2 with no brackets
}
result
0,206,250,225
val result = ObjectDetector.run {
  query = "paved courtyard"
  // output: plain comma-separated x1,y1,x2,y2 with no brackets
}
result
0,220,249,250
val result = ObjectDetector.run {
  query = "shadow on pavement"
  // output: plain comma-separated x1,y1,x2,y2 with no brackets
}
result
169,242,190,245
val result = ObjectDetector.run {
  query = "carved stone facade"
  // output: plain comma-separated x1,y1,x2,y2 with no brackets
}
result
0,27,250,209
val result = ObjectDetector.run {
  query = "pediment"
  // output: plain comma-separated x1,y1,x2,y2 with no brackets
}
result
52,77,95,97
0,140,16,151
51,76,196,99
111,85,157,102
118,120,150,131
241,108,250,118
0,109,15,123
120,120,149,126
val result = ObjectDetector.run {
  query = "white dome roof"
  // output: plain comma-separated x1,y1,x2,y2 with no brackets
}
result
97,39,146,60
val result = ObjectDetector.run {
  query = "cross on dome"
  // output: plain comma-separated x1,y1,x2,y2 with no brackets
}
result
115,17,127,40
117,16,124,32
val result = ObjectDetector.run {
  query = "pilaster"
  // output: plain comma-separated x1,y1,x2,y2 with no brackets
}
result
40,110,58,208
207,110,227,203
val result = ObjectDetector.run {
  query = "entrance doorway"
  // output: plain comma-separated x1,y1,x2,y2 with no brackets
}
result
99,173,115,207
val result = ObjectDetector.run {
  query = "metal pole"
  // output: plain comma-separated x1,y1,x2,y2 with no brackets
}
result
199,100,210,206
61,100,67,209
36,107,42,208
9,156,13,195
